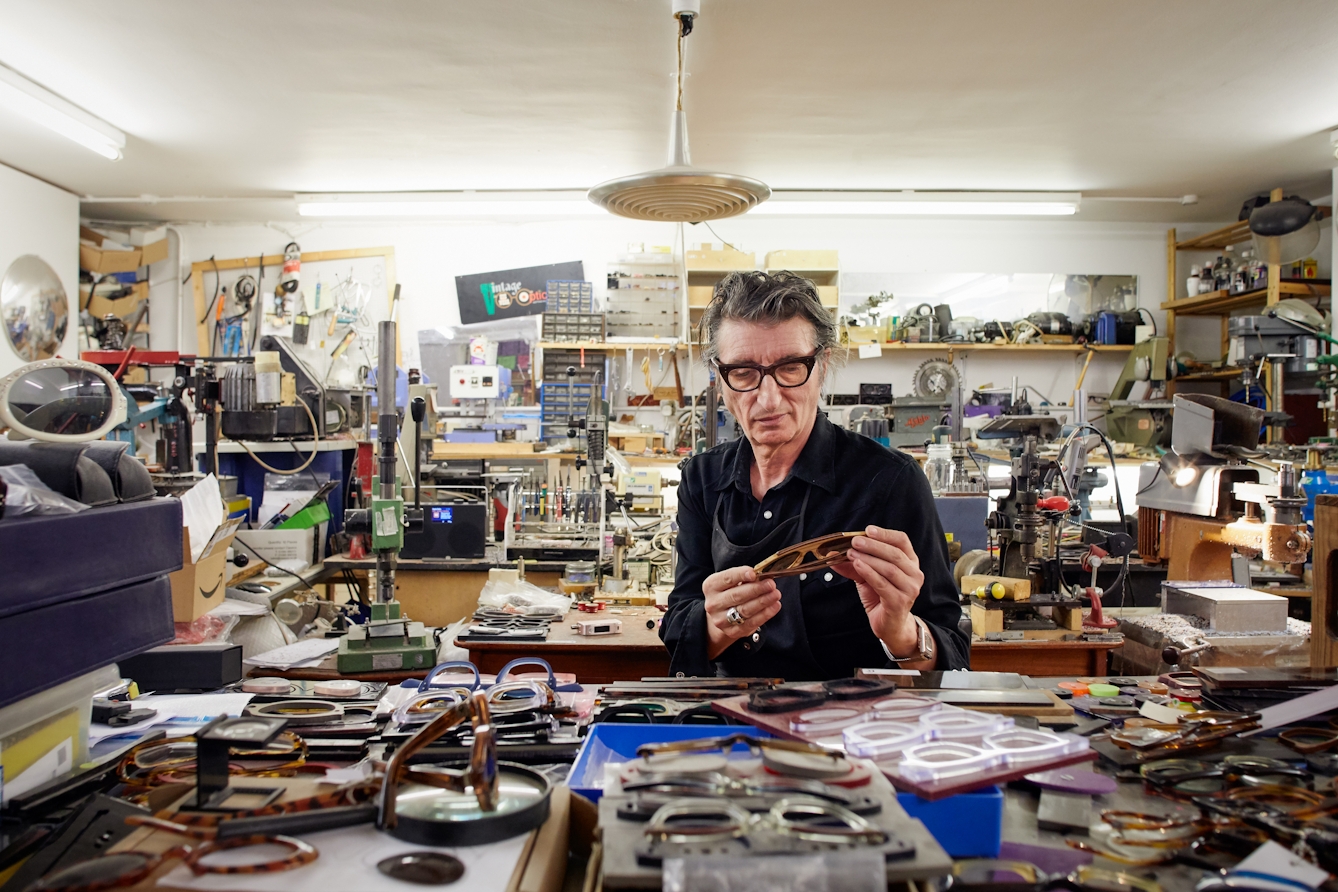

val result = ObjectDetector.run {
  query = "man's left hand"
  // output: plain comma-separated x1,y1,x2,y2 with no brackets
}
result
833,525,925,657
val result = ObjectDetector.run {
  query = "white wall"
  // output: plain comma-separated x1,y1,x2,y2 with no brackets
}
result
158,214,1217,416
0,163,79,378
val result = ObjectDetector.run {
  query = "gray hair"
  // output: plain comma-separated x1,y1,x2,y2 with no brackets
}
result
699,270,839,365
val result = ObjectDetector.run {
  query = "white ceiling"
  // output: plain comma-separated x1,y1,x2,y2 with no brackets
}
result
2,0,1336,224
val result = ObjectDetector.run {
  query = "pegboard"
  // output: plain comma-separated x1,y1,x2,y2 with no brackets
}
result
190,247,396,385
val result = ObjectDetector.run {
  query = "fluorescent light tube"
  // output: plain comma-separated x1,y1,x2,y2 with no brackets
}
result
750,192,1081,217
297,193,603,218
0,64,124,160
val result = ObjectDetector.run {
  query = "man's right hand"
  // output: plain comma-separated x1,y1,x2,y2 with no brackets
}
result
703,566,781,660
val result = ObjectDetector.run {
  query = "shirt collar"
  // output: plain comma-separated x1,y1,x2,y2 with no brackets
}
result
715,412,838,495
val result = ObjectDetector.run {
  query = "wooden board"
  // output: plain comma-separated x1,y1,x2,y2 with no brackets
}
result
711,690,1094,801
432,441,537,456
970,601,1004,635
963,574,1030,601
1313,495,1338,668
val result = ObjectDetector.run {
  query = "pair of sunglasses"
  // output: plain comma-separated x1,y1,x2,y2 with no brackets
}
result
753,531,865,580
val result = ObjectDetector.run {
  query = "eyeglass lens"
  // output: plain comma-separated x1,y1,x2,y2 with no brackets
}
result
722,357,813,391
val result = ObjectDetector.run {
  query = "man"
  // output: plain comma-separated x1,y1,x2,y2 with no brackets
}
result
660,270,969,680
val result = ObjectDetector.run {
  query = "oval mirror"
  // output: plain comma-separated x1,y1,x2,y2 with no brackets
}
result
2,363,117,439
2,255,68,362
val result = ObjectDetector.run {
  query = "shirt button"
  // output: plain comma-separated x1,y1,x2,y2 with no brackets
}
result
763,510,773,519
824,572,833,582
799,573,807,581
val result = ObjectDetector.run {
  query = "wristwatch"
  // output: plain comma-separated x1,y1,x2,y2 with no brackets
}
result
880,615,934,665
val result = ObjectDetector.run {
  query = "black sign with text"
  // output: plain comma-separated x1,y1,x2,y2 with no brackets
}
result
454,261,583,325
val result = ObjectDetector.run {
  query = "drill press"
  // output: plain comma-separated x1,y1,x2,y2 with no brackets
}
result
337,320,436,673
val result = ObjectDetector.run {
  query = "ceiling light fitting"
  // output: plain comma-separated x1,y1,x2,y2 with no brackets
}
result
296,192,602,218
751,192,1081,217
587,0,771,222
0,63,124,160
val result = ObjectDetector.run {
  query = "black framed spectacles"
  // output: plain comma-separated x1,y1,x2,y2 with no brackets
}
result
713,350,821,393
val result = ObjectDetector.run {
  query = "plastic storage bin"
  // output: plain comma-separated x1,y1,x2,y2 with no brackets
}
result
897,786,1004,857
569,723,769,803
0,664,120,803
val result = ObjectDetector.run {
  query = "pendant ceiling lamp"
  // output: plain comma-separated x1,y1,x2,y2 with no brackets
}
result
588,0,770,223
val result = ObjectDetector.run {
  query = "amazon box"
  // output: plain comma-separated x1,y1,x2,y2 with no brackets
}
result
169,518,240,622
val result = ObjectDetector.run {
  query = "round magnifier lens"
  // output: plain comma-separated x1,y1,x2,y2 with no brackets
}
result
392,765,551,846
1171,775,1227,795
28,853,155,890
377,852,466,885
134,741,197,767
8,366,112,434
953,860,1041,885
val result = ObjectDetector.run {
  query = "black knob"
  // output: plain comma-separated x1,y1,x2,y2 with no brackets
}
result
411,397,426,424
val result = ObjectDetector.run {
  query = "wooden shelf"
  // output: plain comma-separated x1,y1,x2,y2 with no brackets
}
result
537,340,682,352
1161,281,1331,316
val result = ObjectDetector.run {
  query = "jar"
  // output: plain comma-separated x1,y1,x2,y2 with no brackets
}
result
924,443,953,495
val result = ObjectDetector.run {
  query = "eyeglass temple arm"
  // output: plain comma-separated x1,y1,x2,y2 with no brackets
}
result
376,690,491,830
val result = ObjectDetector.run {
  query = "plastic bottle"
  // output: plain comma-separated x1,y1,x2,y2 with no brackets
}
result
924,443,953,495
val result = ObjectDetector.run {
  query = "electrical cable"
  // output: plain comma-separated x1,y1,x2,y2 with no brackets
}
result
1136,308,1158,336
199,257,221,323
221,397,321,475
701,221,740,253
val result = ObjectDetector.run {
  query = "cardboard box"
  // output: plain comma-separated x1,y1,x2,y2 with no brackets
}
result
80,280,147,319
169,518,241,622
79,225,169,273
233,527,319,567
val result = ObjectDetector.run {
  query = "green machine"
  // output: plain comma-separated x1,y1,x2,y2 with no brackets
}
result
1105,336,1174,449
337,320,436,673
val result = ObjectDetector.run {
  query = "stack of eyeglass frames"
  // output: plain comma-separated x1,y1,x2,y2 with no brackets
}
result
592,732,955,888
1061,757,1338,873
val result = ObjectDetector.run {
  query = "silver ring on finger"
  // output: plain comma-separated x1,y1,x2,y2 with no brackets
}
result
725,606,744,626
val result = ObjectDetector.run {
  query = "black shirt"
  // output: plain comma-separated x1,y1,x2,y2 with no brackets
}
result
660,413,970,679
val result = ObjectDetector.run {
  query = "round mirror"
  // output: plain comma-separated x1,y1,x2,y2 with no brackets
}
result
0,360,125,442
2,255,68,362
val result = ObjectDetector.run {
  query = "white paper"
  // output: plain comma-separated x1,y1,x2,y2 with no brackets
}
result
1231,841,1331,890
860,668,921,676
208,599,270,617
156,822,530,892
1138,701,1184,724
181,474,225,563
89,693,255,744
857,342,882,359
244,638,338,669
1247,684,1338,733
2,738,71,802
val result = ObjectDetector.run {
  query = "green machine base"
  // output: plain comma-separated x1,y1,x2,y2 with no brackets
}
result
336,601,436,674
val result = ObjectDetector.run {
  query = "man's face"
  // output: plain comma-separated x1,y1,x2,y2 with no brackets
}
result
715,316,826,452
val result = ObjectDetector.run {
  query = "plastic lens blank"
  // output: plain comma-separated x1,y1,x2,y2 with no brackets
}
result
981,728,1088,765
843,721,928,759
870,695,942,721
919,709,1014,740
789,706,866,733
898,741,1004,780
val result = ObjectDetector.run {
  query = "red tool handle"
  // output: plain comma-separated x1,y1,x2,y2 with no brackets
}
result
1037,496,1070,511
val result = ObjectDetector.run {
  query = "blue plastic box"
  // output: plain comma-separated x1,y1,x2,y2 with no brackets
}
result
898,786,1003,857
569,723,769,803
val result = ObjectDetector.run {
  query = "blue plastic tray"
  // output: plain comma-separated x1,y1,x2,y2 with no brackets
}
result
569,723,769,803
898,786,1003,857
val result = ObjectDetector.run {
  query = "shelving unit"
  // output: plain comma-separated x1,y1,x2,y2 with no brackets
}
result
765,250,839,310
605,253,681,340
1163,187,1331,361
685,247,756,343
850,343,1133,357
